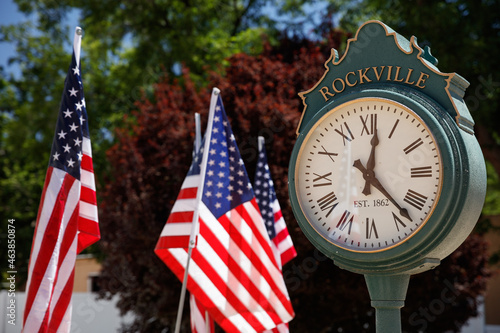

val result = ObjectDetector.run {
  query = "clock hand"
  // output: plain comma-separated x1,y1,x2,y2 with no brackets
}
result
362,129,379,195
353,160,412,221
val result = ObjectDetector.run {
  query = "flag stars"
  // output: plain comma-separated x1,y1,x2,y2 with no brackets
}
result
63,144,71,153
201,98,254,217
58,130,67,139
68,87,78,97
72,66,80,75
75,101,83,111
69,123,79,132
63,109,73,118
67,158,75,168
74,137,82,146
53,152,60,161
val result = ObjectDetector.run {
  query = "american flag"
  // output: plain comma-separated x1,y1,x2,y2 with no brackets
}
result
23,27,100,333
254,137,297,333
254,137,297,267
155,89,294,332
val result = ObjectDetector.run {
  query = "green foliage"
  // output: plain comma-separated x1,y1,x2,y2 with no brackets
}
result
484,161,500,216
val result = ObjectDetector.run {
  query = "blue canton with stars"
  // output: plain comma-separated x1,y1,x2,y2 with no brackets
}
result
196,95,254,219
49,52,89,180
254,143,277,239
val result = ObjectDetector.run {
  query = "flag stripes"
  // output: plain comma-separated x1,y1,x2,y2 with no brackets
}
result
23,170,81,332
163,201,293,332
157,174,200,248
270,202,296,265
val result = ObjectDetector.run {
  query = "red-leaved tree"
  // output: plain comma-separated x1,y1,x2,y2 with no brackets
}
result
98,31,490,332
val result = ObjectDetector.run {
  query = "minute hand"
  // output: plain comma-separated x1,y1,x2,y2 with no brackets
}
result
353,160,412,222
369,176,412,221
363,129,379,195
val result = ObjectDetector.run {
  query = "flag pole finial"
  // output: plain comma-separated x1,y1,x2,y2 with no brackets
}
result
76,27,83,36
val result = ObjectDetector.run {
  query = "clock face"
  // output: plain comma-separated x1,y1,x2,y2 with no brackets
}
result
294,97,442,252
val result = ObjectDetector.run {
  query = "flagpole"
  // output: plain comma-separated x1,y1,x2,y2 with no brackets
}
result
195,113,201,152
74,27,83,67
196,112,212,333
258,136,265,152
174,88,220,333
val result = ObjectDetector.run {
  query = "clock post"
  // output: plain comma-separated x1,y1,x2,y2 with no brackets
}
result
364,274,410,333
288,21,486,332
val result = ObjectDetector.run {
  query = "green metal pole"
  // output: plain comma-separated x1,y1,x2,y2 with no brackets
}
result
364,274,410,333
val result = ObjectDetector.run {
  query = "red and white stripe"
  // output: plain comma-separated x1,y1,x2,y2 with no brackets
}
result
270,199,296,267
23,138,99,333
156,174,200,249
160,199,294,333
78,137,99,251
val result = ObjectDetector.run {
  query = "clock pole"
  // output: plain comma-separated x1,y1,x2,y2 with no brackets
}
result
364,274,410,333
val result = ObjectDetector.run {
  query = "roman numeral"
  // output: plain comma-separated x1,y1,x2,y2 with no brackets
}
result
360,114,377,136
392,212,407,232
312,172,332,187
411,166,432,178
336,210,354,234
317,191,338,218
403,189,428,210
388,119,399,139
318,145,338,163
335,122,354,145
404,138,424,154
365,218,379,239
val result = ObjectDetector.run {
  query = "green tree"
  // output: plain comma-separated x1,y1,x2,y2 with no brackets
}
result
0,0,316,285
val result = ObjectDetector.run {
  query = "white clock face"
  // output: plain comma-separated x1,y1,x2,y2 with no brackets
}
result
295,97,442,252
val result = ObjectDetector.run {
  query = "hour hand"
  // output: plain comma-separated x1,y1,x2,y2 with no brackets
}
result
353,159,373,196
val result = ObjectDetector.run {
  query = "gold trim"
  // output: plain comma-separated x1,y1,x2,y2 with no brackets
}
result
294,97,444,253
297,20,468,136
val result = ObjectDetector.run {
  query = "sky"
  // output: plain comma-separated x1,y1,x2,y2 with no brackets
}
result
0,0,29,76
0,0,334,79
0,0,80,78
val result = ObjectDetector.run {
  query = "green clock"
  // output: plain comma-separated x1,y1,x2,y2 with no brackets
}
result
288,21,487,277
293,96,442,253
288,20,487,332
